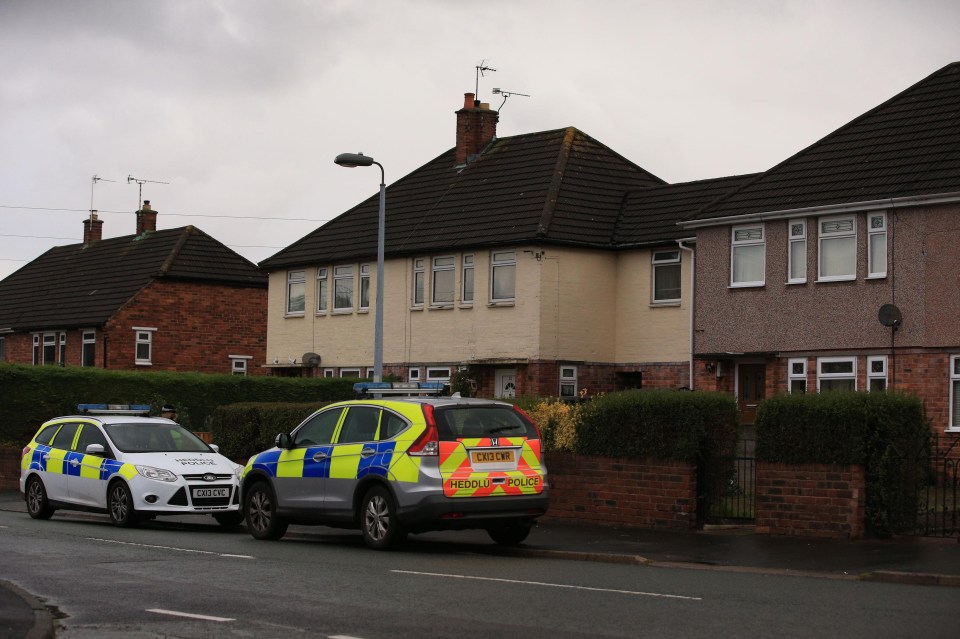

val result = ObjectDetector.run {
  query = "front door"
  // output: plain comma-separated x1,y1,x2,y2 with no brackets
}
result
737,364,766,425
495,369,517,399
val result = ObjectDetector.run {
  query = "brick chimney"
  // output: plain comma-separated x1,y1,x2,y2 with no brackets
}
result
455,92,499,165
82,212,103,245
136,200,157,235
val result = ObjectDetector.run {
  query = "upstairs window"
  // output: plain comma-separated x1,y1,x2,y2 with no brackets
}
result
491,251,516,302
359,264,371,310
461,254,475,303
730,225,765,286
316,268,328,313
788,220,807,283
432,256,455,305
334,265,354,311
82,330,96,367
286,270,306,315
818,216,856,281
868,213,887,278
412,258,425,306
652,250,681,303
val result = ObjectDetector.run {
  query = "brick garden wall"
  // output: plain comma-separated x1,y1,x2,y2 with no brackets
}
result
755,462,865,539
0,448,20,492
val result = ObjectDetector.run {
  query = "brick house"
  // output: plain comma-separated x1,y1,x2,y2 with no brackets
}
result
259,93,752,397
0,202,268,375
679,61,960,444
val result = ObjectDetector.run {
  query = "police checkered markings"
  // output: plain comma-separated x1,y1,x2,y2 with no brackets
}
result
247,441,413,481
24,444,135,480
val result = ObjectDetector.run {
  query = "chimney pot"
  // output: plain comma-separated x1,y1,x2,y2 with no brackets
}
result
83,212,103,245
463,92,475,109
136,200,158,235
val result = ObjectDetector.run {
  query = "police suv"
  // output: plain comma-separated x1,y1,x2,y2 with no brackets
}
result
20,404,243,527
241,383,549,550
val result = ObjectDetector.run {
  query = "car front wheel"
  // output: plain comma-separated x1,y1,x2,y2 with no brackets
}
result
360,486,406,550
108,481,139,527
25,476,54,520
244,482,288,540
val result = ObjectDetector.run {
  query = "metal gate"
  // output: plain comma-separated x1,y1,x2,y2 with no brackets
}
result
697,438,755,526
891,433,960,538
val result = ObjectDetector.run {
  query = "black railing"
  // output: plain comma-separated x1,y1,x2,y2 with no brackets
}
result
698,438,756,526
896,433,960,538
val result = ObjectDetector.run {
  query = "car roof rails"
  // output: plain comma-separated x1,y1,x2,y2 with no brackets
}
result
353,382,448,399
77,403,152,416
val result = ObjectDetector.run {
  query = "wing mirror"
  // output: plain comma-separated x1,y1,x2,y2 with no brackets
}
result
276,433,294,449
84,443,105,456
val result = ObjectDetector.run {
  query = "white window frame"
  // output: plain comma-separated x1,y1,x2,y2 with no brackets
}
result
133,327,156,366
652,249,681,304
286,269,306,316
816,356,856,392
426,367,451,383
81,330,96,367
359,263,371,310
323,368,336,378
408,367,421,381
950,356,960,431
365,368,375,379
490,250,516,302
33,331,63,366
412,258,425,307
868,212,887,278
461,253,474,304
340,368,362,378
431,255,456,306
230,355,252,376
334,265,354,312
788,358,807,394
730,224,766,287
867,355,887,392
818,215,857,282
559,365,578,398
316,267,328,313
788,219,807,284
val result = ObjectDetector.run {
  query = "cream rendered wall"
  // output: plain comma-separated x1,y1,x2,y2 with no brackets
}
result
614,248,691,363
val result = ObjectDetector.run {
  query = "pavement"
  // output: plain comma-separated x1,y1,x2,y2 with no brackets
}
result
2,489,959,639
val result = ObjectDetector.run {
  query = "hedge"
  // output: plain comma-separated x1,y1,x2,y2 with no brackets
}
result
0,363,356,445
208,402,331,460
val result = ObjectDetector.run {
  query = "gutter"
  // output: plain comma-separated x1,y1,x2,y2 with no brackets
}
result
676,238,696,389
679,191,960,230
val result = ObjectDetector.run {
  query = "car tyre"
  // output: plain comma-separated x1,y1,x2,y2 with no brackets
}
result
108,481,140,527
244,482,288,540
360,485,406,550
25,476,54,520
487,522,533,546
214,511,245,528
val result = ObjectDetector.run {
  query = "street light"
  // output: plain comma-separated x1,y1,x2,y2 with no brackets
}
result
334,152,385,383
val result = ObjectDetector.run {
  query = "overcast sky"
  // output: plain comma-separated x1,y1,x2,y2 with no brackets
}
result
1,0,958,281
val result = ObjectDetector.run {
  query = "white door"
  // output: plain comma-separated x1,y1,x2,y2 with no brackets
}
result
495,369,516,398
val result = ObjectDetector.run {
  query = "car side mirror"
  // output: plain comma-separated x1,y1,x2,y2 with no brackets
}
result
276,433,293,449
85,443,105,456
209,444,220,453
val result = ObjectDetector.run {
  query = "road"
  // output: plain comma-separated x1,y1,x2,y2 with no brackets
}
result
0,509,956,638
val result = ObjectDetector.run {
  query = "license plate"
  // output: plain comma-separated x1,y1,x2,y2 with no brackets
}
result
470,449,515,464
192,487,229,499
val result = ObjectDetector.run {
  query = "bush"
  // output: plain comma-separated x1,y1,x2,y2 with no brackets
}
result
525,398,582,451
208,402,331,460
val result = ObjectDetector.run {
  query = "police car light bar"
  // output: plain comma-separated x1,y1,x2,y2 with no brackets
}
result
353,382,447,398
77,403,152,415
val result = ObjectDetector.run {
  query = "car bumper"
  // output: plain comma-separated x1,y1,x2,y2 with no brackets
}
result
397,488,550,532
128,477,241,515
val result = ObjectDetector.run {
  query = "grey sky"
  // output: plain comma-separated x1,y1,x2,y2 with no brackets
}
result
1,0,958,280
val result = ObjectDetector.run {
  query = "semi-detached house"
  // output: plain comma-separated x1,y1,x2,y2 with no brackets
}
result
259,93,745,397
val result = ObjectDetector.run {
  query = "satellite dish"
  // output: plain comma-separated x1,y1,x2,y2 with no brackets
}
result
878,304,903,328
302,352,321,368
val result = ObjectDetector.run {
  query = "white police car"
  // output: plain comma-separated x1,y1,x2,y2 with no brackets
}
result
20,404,243,527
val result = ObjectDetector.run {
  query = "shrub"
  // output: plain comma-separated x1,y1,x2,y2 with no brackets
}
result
525,399,582,451
208,402,330,460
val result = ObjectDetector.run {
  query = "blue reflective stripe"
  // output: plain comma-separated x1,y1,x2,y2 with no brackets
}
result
302,446,333,478
31,445,50,472
252,450,282,477
100,459,125,480
357,441,396,479
64,452,82,477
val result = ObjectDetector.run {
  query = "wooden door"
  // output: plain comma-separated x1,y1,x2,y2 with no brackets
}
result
738,364,766,425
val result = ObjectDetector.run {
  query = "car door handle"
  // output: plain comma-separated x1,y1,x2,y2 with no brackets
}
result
69,458,80,467
42,454,50,461
360,447,377,459
312,451,329,462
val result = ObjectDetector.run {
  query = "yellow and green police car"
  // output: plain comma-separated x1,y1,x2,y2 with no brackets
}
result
20,404,244,527
241,383,549,550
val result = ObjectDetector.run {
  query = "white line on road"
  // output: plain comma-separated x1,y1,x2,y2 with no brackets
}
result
86,537,254,559
147,608,235,622
391,570,702,601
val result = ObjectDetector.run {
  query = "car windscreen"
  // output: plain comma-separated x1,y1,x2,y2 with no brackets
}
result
103,422,212,453
433,406,538,441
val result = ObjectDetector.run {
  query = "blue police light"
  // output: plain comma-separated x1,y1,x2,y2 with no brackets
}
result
77,403,152,415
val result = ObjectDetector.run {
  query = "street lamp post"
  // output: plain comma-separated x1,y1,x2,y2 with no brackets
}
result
334,153,385,383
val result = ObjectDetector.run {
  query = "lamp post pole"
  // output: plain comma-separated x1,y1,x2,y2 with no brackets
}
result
335,153,385,382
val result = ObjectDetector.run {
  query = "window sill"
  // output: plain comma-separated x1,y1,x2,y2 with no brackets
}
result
135,361,152,366
357,309,369,314
650,301,681,308
488,301,515,307
331,310,354,316
284,313,305,319
865,274,887,280
815,277,856,283
945,429,960,434
785,280,806,285
409,306,424,312
728,283,764,289
429,304,454,310
458,302,474,309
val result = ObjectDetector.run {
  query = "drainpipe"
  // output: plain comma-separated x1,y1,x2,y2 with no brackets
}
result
677,239,696,389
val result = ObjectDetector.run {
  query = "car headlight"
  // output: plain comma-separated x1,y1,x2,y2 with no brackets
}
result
135,465,178,482
233,463,244,479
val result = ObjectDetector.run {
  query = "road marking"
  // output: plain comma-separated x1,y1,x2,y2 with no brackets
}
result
86,537,254,559
391,570,702,601
147,608,234,622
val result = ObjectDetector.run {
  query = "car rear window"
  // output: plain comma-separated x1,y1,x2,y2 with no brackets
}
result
433,406,538,441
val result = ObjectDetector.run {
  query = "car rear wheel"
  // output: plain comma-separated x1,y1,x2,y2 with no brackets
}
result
108,481,139,527
360,486,406,550
25,476,54,520
213,511,245,528
487,522,533,546
244,482,288,540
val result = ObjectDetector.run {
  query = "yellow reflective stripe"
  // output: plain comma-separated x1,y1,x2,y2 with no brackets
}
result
276,449,307,477
70,427,82,451
79,454,103,479
118,463,138,480
46,448,67,474
388,452,421,482
520,445,541,469
329,445,362,479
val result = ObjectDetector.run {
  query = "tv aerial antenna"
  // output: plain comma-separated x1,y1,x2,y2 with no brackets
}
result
492,87,530,112
127,174,169,209
475,60,496,101
89,174,116,213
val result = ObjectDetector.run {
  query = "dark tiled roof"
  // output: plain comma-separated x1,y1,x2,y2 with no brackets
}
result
686,62,960,223
261,128,668,268
0,226,266,332
614,174,760,246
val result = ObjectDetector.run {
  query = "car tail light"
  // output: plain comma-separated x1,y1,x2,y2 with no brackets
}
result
21,446,31,461
408,404,440,456
513,406,542,439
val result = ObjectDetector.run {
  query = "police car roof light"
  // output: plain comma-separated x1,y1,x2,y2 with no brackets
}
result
77,403,152,416
353,381,447,398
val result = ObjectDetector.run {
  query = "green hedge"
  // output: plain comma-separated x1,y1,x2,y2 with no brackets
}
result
208,402,331,460
573,389,739,461
755,391,931,536
0,363,356,445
